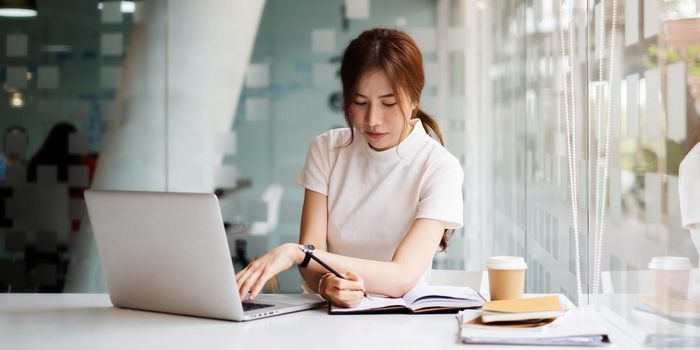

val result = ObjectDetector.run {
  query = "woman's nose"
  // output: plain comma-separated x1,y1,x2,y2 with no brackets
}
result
366,105,382,127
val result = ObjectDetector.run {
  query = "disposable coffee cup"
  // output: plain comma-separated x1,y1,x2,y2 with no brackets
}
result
487,256,527,300
648,256,692,299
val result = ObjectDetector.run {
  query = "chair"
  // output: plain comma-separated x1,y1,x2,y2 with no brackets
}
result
247,184,283,236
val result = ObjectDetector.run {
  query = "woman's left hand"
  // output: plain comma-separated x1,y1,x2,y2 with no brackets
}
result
236,243,302,300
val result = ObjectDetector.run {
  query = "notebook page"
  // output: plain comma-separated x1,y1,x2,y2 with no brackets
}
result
403,285,482,306
330,296,407,313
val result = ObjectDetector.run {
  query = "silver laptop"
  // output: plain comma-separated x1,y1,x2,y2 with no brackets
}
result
84,190,326,321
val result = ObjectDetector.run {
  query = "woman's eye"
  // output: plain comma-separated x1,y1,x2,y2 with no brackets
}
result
353,101,367,105
383,102,397,107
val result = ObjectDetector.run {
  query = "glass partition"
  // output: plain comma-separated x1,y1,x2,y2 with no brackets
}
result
467,0,700,344
0,0,163,292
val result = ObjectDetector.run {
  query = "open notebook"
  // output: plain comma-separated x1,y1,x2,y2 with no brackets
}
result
330,285,484,314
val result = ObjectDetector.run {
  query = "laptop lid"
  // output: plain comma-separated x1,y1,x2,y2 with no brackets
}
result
85,190,248,320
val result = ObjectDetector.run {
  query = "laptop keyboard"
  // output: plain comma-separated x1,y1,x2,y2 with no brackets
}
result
242,301,274,311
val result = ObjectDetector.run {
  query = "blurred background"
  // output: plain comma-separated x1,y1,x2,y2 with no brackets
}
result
0,0,699,339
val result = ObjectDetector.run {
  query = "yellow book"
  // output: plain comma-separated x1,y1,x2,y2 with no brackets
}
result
483,295,563,313
480,296,564,323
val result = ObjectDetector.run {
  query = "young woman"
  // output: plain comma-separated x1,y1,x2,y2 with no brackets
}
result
235,28,464,308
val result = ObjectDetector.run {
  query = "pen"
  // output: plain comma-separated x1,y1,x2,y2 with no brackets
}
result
307,253,371,299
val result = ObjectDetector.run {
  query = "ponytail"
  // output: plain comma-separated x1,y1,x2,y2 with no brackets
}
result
413,107,453,252
414,107,445,145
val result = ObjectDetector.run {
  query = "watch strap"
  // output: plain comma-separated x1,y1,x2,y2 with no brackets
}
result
299,245,313,268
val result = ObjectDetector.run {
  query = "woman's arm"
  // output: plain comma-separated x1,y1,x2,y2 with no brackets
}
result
237,189,446,300
298,189,445,298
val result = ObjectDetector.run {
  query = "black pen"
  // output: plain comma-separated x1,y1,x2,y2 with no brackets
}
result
307,253,370,299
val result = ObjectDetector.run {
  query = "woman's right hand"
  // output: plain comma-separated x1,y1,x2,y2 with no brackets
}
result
318,271,366,308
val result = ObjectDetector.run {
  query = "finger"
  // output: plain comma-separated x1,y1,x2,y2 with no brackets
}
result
249,270,271,300
331,276,364,291
337,289,364,305
346,298,363,308
320,274,337,297
236,262,257,284
338,289,364,299
239,269,262,300
345,271,364,284
236,265,250,280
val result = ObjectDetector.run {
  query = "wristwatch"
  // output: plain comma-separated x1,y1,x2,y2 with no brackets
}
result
298,244,315,268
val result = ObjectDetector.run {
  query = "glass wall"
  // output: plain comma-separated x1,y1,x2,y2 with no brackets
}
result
0,0,157,292
0,0,264,292
468,0,699,343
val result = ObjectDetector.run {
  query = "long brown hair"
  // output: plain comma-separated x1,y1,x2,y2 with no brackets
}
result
339,28,453,251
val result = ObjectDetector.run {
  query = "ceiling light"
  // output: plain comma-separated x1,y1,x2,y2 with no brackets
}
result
0,0,37,18
10,92,24,108
97,1,135,14
121,1,135,13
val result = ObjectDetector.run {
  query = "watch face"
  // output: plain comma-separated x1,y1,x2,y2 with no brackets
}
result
307,244,315,251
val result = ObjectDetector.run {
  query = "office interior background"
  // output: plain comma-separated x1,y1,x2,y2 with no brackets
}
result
0,0,697,324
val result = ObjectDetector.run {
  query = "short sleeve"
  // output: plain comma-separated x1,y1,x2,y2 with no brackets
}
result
297,134,332,196
680,150,700,229
416,156,464,229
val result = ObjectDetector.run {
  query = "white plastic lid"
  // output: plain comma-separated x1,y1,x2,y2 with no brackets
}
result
487,256,527,270
648,256,692,270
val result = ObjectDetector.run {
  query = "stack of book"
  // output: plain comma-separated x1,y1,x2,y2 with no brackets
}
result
479,295,565,324
459,296,610,346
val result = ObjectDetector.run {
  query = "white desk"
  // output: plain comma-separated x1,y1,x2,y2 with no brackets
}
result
0,293,682,350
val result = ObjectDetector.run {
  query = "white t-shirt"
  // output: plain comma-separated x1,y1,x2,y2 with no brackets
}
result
680,143,700,260
297,119,464,284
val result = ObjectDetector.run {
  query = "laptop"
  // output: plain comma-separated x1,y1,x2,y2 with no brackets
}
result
84,189,326,321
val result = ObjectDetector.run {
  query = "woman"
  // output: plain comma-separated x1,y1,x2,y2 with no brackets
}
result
236,28,464,307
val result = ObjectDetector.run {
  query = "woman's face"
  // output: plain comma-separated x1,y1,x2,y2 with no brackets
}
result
349,70,416,151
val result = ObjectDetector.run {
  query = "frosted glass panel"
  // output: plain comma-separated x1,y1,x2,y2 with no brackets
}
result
0,0,167,295
37,66,59,89
345,0,370,19
644,69,660,139
6,34,27,57
245,63,270,88
6,66,27,89
667,61,686,143
625,74,639,138
311,29,336,53
625,0,639,45
100,33,123,56
643,0,658,38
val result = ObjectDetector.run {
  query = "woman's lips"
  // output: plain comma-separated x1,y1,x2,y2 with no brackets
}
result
366,131,388,140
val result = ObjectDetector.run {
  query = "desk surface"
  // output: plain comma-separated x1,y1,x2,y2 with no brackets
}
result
0,293,660,350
